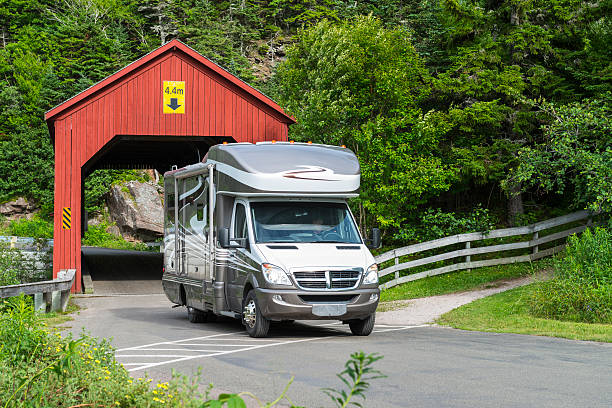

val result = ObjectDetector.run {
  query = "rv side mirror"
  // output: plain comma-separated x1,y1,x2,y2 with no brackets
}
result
219,227,230,248
367,228,381,249
218,227,247,249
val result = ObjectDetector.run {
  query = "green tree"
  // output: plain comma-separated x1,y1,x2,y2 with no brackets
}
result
277,16,456,236
509,95,612,213
429,0,611,225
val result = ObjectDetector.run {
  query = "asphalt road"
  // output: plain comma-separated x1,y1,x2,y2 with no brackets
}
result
67,294,612,408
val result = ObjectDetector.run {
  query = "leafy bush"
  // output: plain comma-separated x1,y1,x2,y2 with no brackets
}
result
0,241,50,286
82,222,151,251
529,228,612,323
0,215,54,238
0,295,383,407
85,169,152,215
395,206,497,242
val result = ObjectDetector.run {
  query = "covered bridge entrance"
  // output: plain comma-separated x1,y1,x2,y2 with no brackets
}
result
45,40,294,292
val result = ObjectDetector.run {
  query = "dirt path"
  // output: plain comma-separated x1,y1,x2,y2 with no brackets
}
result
376,275,535,326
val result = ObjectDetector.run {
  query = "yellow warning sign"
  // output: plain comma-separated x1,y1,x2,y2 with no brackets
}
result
163,81,185,114
62,207,71,230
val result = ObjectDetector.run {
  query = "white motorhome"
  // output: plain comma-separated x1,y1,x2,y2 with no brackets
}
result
162,142,381,337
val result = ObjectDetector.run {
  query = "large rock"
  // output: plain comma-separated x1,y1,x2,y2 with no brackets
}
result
0,197,38,220
106,181,163,241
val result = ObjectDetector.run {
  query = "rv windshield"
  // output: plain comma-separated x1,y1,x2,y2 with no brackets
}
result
250,202,362,244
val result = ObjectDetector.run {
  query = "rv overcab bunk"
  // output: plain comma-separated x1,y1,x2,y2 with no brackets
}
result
162,142,381,337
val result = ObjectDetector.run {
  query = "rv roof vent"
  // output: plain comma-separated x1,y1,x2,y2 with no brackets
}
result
267,245,298,250
336,245,361,250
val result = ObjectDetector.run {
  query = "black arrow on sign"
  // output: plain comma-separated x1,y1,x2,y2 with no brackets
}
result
167,98,181,110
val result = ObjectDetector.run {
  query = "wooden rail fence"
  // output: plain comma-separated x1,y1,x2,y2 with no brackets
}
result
0,269,75,313
375,210,595,290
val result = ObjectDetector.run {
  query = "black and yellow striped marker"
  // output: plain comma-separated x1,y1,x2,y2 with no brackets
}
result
62,207,71,230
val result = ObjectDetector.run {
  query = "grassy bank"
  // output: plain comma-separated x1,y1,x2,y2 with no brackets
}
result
0,295,383,407
437,284,612,343
380,258,552,302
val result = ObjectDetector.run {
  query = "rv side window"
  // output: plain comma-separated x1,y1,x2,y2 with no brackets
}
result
234,203,247,239
164,177,175,232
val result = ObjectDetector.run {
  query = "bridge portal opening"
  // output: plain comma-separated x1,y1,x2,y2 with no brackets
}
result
45,40,294,292
80,135,234,295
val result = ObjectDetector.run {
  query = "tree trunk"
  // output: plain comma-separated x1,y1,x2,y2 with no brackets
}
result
507,183,524,226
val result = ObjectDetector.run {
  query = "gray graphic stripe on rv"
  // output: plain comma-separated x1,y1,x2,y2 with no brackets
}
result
206,160,360,192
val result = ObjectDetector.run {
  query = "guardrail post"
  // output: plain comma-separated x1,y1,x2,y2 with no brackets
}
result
532,231,539,256
59,289,70,312
394,250,399,280
43,291,52,312
34,293,46,313
465,241,471,271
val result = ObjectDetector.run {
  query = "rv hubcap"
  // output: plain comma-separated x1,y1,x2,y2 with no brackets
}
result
244,299,257,328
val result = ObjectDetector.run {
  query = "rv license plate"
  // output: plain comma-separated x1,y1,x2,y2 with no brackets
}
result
312,304,347,317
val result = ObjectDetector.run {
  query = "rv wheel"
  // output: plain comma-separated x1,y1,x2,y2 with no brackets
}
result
243,290,270,338
187,307,207,323
348,313,375,336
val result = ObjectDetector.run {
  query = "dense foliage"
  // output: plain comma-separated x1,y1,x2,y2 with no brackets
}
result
0,0,609,243
530,228,612,323
82,222,153,251
510,95,612,213
277,16,456,234
0,239,51,285
0,295,382,407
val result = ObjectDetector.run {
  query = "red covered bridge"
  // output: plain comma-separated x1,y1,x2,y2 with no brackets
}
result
45,40,295,292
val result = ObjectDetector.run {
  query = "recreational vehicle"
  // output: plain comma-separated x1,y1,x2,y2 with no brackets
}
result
161,142,381,337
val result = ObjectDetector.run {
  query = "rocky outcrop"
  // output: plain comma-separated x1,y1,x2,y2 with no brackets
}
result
0,197,38,220
106,181,163,241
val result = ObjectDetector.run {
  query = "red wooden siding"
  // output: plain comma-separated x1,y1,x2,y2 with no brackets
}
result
46,41,294,292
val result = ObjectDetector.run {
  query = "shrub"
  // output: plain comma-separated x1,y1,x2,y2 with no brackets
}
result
0,241,48,285
0,296,383,407
0,215,54,239
394,205,496,242
82,222,151,251
529,228,612,323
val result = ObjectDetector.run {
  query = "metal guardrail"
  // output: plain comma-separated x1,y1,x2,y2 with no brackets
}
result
375,210,595,290
0,269,76,313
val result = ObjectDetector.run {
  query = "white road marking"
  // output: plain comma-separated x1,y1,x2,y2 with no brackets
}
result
124,336,326,372
116,331,244,352
373,324,430,333
117,324,426,373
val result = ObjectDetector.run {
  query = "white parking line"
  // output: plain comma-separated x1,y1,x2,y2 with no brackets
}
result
373,324,430,333
117,324,426,373
116,331,244,352
122,336,326,372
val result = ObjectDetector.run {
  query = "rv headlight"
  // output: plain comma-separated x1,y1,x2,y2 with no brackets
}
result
363,264,379,285
262,263,292,286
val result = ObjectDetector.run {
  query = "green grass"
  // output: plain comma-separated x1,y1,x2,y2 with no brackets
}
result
39,298,81,327
437,284,612,343
379,258,553,302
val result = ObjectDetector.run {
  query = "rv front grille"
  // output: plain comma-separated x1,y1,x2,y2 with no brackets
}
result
299,295,357,304
292,269,361,291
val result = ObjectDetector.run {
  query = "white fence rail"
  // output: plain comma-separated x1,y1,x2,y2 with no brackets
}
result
375,210,595,290
0,269,75,313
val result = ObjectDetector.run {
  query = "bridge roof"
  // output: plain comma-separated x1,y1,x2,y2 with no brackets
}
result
45,39,295,140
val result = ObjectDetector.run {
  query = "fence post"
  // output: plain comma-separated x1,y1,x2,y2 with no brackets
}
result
532,231,539,257
465,241,471,271
394,250,399,281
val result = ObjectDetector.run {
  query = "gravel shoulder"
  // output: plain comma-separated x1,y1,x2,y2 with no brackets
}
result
376,275,535,326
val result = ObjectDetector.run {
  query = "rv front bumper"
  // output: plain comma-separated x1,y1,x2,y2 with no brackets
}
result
254,287,379,321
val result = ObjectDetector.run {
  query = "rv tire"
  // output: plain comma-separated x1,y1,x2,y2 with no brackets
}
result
243,290,270,338
187,307,207,323
348,313,375,336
